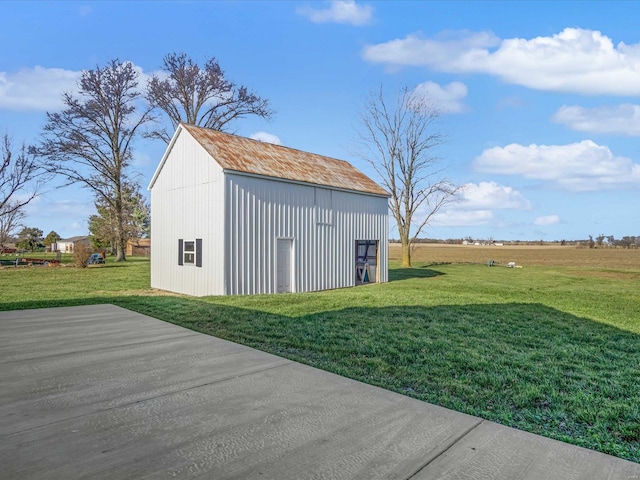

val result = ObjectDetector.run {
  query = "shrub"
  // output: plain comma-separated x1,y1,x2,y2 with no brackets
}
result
73,242,93,268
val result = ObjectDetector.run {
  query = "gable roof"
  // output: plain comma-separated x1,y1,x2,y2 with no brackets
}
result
149,123,389,197
58,236,89,243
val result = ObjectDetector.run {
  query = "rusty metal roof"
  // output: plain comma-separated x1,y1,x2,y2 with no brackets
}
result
181,123,389,197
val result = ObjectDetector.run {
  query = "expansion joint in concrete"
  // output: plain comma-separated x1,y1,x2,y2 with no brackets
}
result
405,419,486,480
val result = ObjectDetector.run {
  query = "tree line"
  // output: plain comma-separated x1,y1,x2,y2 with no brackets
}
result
390,236,640,248
0,53,272,260
586,234,640,249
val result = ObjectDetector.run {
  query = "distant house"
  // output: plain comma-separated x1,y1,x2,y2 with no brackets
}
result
148,123,389,297
126,238,150,256
52,236,90,253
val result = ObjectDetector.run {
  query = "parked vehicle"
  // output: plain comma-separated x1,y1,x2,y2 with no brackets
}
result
87,253,105,265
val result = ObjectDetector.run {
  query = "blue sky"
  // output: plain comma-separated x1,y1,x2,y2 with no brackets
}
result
1,0,639,241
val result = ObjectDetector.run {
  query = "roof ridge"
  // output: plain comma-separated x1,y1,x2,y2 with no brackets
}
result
180,123,389,197
180,123,356,167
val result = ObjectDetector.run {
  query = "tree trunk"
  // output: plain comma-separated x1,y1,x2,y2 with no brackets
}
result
401,236,411,267
114,226,126,261
113,190,127,262
115,237,126,262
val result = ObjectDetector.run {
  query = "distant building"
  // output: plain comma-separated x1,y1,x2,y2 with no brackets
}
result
52,236,90,253
149,124,389,297
126,238,150,256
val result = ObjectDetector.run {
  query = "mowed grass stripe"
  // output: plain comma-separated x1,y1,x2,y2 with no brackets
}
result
1,246,638,461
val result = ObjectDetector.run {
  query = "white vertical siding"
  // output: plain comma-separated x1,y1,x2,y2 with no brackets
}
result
224,173,388,295
150,130,225,296
152,130,389,297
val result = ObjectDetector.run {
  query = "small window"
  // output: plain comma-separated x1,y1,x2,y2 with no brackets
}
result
178,238,202,267
184,241,195,264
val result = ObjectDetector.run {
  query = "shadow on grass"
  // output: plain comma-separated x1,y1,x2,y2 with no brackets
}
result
388,267,444,282
1,296,638,462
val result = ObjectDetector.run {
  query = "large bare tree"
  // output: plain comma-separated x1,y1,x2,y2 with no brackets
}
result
1,133,42,216
356,86,459,267
38,60,153,261
146,52,273,142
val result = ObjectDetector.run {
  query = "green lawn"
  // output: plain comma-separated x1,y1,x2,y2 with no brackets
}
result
1,257,638,462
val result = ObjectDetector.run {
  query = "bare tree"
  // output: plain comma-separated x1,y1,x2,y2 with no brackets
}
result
146,52,273,143
0,202,25,249
355,86,459,267
1,133,42,216
38,60,154,262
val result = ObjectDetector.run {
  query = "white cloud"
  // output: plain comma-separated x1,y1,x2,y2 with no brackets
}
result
297,1,373,26
0,66,80,111
0,62,154,113
474,140,640,191
432,209,494,227
535,215,560,226
20,195,92,238
412,81,468,114
552,104,640,136
23,197,93,234
458,181,531,210
250,131,283,145
363,28,640,95
363,30,500,68
431,181,529,227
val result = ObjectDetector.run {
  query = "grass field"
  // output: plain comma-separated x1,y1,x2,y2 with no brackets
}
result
395,242,640,268
1,245,639,462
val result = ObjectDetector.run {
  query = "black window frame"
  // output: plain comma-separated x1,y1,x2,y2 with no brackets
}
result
178,238,202,267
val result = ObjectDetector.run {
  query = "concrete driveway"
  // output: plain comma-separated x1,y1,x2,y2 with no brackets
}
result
1,304,639,479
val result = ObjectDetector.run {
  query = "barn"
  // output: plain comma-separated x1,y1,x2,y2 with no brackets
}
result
148,123,389,297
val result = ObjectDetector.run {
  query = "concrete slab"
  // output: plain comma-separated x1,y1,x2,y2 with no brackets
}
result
412,420,640,480
1,305,639,479
0,305,291,433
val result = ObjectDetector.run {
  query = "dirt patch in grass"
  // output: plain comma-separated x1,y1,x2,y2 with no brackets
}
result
91,288,186,297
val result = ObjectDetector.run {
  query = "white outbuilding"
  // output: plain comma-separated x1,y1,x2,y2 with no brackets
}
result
148,123,389,297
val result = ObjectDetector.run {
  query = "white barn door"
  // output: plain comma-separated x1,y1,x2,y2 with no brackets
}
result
277,239,293,293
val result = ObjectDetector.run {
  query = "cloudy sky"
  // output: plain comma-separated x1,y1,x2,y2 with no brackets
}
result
2,1,639,241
